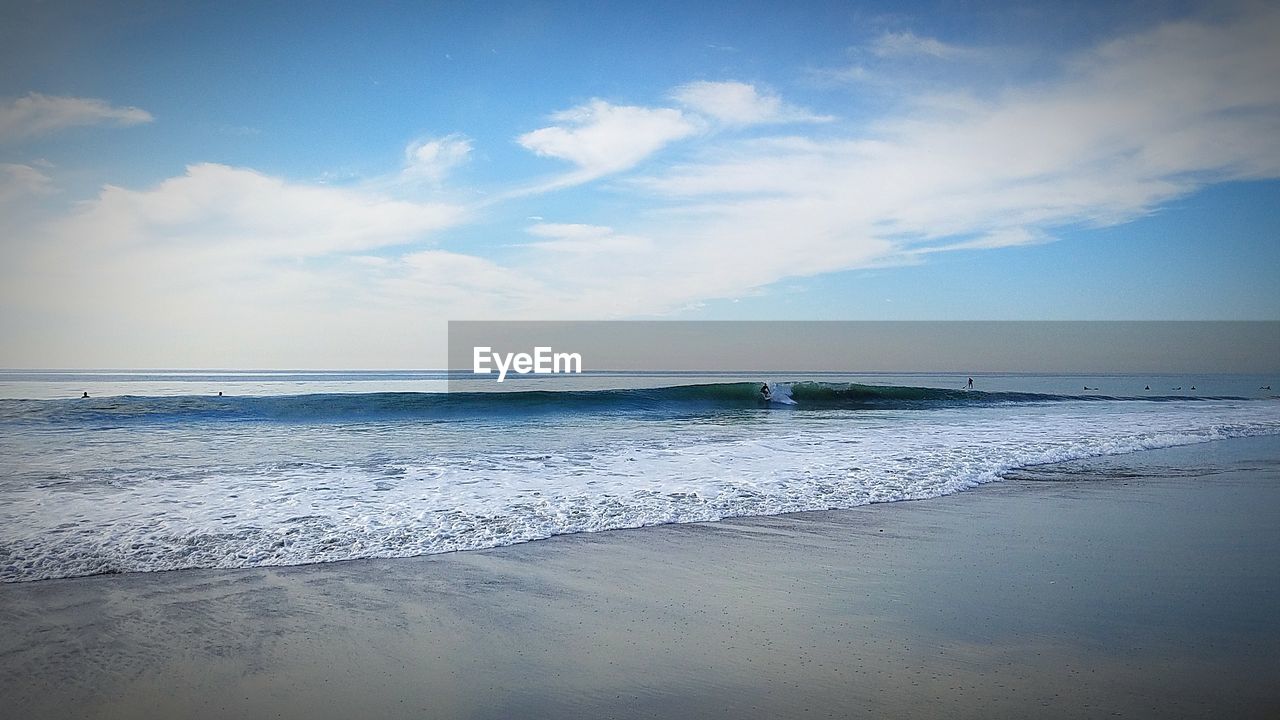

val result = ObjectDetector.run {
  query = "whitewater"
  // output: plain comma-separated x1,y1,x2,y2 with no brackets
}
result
2,371,1278,583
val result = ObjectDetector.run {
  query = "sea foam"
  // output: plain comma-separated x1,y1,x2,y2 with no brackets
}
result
3,388,1278,583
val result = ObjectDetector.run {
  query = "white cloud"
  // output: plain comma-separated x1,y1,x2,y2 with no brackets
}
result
0,93,153,142
399,250,543,298
402,134,472,183
905,227,1052,255
870,31,974,60
0,163,471,366
517,100,697,184
0,163,54,204
523,223,653,253
58,163,464,258
671,81,831,125
808,64,873,85
510,85,824,196
643,7,1280,230
526,222,613,239
561,6,1280,316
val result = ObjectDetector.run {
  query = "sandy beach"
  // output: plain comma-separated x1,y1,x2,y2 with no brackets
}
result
3,434,1278,719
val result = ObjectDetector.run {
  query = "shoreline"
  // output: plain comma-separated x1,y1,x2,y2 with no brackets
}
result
3,434,1279,718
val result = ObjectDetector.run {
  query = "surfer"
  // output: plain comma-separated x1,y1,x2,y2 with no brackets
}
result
81,391,89,398
1145,385,1150,390
760,383,772,401
966,377,974,389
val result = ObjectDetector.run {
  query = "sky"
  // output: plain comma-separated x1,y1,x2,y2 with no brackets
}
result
1,0,1278,368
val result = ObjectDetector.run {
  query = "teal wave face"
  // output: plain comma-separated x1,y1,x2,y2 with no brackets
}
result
0,382,1250,426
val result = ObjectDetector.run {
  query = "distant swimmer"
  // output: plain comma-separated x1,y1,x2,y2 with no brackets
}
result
966,377,974,389
81,391,89,398
217,391,223,396
1190,386,1196,391
1262,386,1272,390
760,383,772,401
1172,387,1182,391
1083,386,1098,391
1145,386,1150,390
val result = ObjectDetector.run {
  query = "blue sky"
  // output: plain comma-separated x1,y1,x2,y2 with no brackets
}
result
1,0,1277,367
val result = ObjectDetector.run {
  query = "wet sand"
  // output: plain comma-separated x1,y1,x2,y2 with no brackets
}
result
2,435,1279,719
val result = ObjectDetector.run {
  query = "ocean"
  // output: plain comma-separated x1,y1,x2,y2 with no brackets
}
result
2,370,1278,583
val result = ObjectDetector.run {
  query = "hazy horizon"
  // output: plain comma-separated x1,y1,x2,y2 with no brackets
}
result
2,321,1274,375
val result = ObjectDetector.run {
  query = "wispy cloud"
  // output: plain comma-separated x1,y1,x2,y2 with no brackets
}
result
808,64,874,86
671,81,832,125
58,163,464,258
0,163,54,204
570,5,1280,315
0,162,472,366
903,227,1053,255
0,93,152,143
516,100,697,188
523,223,653,253
511,84,827,196
870,31,976,60
401,134,473,184
811,30,983,87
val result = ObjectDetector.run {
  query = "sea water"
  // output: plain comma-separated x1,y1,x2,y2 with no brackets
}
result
2,370,1278,582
